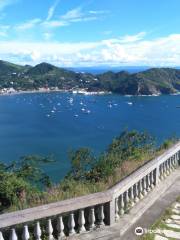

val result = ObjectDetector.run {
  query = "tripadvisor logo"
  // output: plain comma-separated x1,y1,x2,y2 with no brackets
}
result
135,226,144,236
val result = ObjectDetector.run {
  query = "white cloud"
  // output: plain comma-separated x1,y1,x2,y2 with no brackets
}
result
61,7,82,20
43,7,107,29
46,0,60,21
119,32,147,43
89,10,109,15
9,5,108,32
15,18,41,30
42,20,68,28
0,33,180,67
102,32,147,46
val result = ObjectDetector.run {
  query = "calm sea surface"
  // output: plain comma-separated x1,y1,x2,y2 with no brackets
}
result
0,92,179,182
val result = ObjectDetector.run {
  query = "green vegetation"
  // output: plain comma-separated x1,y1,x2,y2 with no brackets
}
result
0,130,178,213
0,155,54,212
0,60,180,95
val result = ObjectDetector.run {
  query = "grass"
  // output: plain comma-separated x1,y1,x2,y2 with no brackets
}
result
140,196,180,239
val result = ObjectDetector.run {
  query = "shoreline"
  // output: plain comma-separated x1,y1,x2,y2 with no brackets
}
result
0,89,112,97
0,88,180,97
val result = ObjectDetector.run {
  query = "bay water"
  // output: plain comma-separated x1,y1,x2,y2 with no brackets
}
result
0,92,179,182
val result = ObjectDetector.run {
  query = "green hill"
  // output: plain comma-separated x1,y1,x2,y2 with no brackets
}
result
0,60,180,95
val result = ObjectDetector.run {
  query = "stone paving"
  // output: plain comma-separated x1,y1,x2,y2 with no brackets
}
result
152,202,180,240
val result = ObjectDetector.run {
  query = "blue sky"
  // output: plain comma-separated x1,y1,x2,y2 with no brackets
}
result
0,0,180,66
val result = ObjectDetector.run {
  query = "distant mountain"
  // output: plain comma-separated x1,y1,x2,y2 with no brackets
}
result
0,60,26,75
0,60,180,95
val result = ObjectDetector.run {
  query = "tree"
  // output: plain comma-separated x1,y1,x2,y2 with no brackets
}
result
0,155,54,210
0,172,30,208
7,155,54,188
68,148,95,180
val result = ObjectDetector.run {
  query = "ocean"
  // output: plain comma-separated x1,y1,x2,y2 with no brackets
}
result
0,92,179,182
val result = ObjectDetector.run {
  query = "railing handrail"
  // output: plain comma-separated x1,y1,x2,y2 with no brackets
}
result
0,191,111,228
0,141,180,229
109,141,180,197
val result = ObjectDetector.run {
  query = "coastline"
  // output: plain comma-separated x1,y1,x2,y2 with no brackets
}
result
0,88,112,97
0,88,180,97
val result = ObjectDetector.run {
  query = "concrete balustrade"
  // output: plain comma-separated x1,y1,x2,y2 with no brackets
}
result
115,198,120,221
0,142,180,239
57,216,65,238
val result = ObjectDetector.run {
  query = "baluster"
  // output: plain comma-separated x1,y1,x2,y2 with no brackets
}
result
139,180,144,199
88,207,95,230
34,222,42,240
68,213,76,235
97,205,105,226
126,189,130,209
168,159,172,173
149,172,154,189
173,154,176,167
169,158,172,172
146,174,150,192
143,176,148,195
163,163,166,178
178,152,180,165
134,183,139,202
152,171,155,188
9,229,18,240
124,191,128,211
170,157,174,171
166,160,170,175
129,186,135,207
47,219,54,240
171,156,174,168
148,173,152,190
166,160,169,175
161,163,164,179
22,225,30,240
0,232,4,240
173,155,176,167
119,194,125,215
164,162,167,177
78,209,86,233
166,159,170,173
57,216,65,239
159,164,163,180
175,153,178,167
165,161,168,175
176,153,179,165
115,197,120,221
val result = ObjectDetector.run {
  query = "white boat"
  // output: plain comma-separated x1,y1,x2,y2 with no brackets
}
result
68,98,74,104
127,102,133,105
